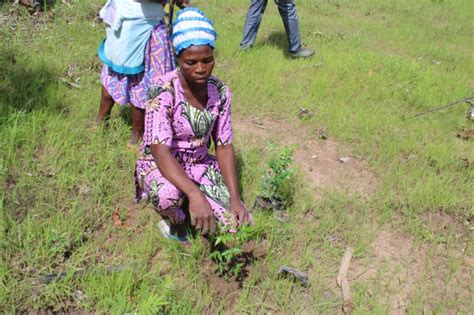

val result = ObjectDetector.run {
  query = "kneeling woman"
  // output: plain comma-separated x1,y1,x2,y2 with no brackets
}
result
135,8,251,240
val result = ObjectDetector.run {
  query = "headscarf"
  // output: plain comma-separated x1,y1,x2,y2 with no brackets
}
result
170,7,217,55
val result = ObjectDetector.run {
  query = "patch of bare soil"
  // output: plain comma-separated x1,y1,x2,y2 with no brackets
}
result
202,240,268,313
112,199,140,228
202,261,241,309
421,209,466,236
456,128,474,140
352,229,425,313
234,115,471,313
349,226,472,313
234,116,378,197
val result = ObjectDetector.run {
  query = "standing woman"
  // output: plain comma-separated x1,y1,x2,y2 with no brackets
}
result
135,8,251,240
96,0,188,145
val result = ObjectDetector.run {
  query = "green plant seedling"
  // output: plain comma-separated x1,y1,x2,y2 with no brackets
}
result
209,225,256,280
257,146,295,210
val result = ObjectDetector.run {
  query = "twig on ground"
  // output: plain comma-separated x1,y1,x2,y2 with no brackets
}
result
178,252,192,257
336,247,354,314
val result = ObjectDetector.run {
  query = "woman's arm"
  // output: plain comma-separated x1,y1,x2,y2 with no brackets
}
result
211,83,251,225
151,144,216,234
216,144,251,225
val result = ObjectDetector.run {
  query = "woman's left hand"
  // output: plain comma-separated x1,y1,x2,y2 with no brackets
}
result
230,199,252,226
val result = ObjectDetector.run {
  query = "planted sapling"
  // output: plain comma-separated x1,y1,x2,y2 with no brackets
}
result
255,146,295,211
209,225,255,280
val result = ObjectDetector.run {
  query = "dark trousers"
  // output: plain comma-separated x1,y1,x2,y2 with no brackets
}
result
240,0,301,53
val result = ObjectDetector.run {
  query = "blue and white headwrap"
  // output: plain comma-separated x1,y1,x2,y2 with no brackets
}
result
171,8,217,55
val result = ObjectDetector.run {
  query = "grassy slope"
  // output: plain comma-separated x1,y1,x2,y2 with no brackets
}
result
0,0,472,313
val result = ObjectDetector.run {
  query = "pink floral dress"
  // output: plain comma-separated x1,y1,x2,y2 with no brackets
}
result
135,70,237,227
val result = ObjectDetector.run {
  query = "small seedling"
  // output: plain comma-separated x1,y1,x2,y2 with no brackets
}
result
209,225,254,280
256,146,295,210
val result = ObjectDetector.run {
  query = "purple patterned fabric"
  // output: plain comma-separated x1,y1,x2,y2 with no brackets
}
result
135,69,237,227
100,22,175,109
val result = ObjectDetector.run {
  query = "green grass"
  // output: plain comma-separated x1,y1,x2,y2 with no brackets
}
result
1,0,473,313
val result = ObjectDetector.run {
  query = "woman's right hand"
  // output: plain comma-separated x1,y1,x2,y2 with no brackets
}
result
188,191,216,235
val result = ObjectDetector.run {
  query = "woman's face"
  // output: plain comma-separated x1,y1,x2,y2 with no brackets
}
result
178,45,215,87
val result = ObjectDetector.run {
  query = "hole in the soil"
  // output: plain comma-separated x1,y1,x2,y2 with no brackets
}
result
63,250,72,260
253,195,285,211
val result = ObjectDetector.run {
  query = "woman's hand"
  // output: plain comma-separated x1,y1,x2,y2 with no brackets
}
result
230,199,252,226
188,191,216,235
151,144,216,235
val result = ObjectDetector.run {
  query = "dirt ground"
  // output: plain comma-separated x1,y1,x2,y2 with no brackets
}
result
114,115,471,313
234,116,379,198
233,116,472,313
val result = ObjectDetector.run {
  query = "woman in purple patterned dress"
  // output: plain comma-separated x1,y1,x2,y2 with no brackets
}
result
96,0,188,145
135,8,251,240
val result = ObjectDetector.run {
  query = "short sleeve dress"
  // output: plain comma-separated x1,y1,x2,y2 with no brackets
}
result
135,69,237,227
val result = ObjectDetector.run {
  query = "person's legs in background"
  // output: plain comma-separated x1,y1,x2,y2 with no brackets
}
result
274,0,300,53
240,0,268,50
96,85,114,124
275,0,314,58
